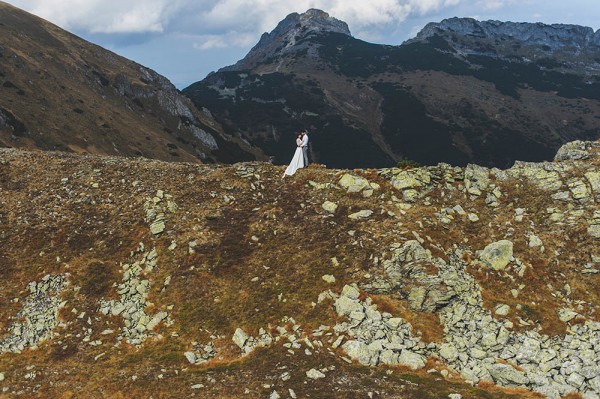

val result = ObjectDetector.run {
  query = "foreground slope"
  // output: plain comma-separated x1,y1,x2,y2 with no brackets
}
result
0,2,260,163
0,141,599,398
184,10,600,168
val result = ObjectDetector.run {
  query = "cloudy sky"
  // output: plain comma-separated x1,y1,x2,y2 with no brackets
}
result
5,0,600,88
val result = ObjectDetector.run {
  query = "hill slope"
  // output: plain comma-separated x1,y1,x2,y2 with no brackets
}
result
184,11,600,169
0,141,599,397
0,1,261,163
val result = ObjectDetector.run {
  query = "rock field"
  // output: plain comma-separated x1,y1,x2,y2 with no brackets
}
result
0,140,598,398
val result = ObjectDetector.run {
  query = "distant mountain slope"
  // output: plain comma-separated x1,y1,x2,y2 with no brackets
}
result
184,10,600,168
0,1,262,163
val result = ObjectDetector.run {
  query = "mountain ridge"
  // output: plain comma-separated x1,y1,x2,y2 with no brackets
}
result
0,1,263,163
223,9,351,72
184,10,600,169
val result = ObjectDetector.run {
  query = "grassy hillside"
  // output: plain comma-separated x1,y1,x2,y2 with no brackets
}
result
0,143,598,398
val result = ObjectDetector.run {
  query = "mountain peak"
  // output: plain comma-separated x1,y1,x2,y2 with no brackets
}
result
411,17,600,49
288,9,351,37
223,9,351,71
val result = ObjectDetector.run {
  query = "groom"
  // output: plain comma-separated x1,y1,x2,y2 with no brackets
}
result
300,130,309,166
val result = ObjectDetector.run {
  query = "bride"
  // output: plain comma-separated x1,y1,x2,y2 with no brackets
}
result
283,133,304,177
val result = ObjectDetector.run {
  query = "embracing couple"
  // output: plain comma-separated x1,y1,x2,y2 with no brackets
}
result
283,130,309,177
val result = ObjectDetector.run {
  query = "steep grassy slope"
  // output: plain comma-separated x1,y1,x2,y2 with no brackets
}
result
0,2,261,163
0,142,598,398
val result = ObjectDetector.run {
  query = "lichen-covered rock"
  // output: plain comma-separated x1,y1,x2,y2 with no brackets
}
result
554,140,600,161
322,201,338,213
487,363,529,387
348,210,373,219
339,174,370,193
233,328,249,349
342,340,373,365
398,350,426,370
479,240,514,270
464,164,490,196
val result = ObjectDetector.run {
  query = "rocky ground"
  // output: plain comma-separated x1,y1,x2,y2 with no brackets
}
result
0,140,598,398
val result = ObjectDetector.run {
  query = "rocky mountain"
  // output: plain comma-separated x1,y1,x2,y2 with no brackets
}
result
184,11,600,169
0,2,262,163
408,18,600,75
0,140,599,397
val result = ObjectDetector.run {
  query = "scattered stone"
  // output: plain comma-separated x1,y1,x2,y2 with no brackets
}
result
98,248,166,345
0,275,67,354
184,352,197,364
479,240,513,271
348,210,373,220
270,390,280,399
467,213,479,222
398,350,426,370
558,309,578,323
322,275,336,284
306,368,325,379
495,304,510,316
439,343,459,362
339,174,370,193
322,201,338,213
487,363,529,387
528,235,543,248
232,328,249,349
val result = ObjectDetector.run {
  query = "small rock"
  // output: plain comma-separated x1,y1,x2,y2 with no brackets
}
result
495,304,510,316
348,210,373,220
322,275,336,284
398,350,426,370
558,308,578,322
479,240,513,271
322,201,338,213
467,213,479,222
150,221,165,235
306,368,326,379
528,235,543,248
184,352,198,364
439,343,458,362
270,390,281,399
232,328,249,349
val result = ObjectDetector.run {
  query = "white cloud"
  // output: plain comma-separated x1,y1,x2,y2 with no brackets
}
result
192,32,258,50
6,0,464,42
7,0,178,33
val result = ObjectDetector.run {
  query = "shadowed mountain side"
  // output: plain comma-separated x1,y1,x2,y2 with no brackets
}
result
184,11,600,169
0,2,264,163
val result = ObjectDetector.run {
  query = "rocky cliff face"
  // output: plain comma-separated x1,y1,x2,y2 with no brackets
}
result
225,9,351,71
0,140,599,398
413,18,600,49
408,18,600,74
184,11,600,170
0,2,262,163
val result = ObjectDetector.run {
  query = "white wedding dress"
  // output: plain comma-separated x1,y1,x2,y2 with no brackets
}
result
283,138,304,176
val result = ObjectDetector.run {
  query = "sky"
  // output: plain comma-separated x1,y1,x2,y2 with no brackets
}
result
5,0,600,88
